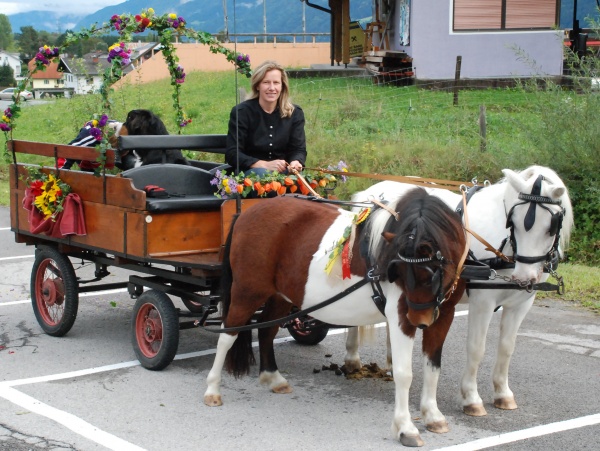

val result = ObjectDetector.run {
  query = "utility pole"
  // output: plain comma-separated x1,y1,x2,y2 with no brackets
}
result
222,0,229,41
302,1,306,42
263,0,267,43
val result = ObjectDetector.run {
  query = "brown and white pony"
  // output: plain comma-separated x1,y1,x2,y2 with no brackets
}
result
204,188,467,447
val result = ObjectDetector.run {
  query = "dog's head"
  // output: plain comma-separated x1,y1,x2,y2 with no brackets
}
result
122,109,169,136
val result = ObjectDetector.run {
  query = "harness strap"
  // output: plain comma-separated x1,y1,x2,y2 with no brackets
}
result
203,277,370,334
466,281,564,293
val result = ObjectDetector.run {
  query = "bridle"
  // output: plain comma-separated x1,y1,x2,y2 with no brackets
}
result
505,175,565,266
386,228,458,319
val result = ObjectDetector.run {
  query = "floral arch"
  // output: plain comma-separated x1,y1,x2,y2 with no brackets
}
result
1,8,252,161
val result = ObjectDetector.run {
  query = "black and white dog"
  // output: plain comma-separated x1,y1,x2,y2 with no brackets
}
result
119,109,189,168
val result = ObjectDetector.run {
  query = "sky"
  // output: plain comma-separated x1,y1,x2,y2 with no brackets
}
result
0,1,126,16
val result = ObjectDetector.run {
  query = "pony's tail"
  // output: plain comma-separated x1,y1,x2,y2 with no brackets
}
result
220,213,256,377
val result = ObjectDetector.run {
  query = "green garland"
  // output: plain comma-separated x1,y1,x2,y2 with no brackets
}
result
2,7,252,163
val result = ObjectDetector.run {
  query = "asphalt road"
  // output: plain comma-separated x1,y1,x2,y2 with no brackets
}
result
0,205,599,451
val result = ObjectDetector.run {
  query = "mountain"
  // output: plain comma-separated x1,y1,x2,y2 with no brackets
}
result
7,0,373,35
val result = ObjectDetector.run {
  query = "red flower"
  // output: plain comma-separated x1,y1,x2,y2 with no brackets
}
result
30,180,43,196
135,15,142,22
142,17,150,27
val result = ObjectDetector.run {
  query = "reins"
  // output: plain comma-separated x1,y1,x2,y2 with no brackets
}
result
202,277,371,333
303,167,476,191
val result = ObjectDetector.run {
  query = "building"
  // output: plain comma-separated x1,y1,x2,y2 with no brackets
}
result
365,0,564,81
0,50,22,80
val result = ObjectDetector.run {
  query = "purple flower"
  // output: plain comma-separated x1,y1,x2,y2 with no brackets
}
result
89,127,103,141
0,123,12,132
4,108,12,118
98,114,108,127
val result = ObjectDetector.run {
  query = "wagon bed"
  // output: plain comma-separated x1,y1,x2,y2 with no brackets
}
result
7,136,277,370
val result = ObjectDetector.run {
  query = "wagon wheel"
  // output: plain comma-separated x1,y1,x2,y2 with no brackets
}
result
181,297,204,314
30,247,79,337
287,315,329,345
131,290,179,371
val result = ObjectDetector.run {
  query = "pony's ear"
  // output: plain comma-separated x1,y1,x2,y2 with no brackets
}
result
502,168,528,193
387,261,401,283
550,185,566,200
382,232,396,243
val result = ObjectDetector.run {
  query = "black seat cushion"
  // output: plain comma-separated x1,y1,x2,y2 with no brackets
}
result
121,164,224,212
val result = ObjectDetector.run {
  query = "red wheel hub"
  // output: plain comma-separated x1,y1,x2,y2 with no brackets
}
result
135,304,164,358
143,310,163,343
41,278,64,306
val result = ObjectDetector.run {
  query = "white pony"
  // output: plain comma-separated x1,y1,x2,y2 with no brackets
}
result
347,165,573,426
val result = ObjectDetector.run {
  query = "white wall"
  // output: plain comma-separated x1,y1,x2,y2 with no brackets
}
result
391,0,564,80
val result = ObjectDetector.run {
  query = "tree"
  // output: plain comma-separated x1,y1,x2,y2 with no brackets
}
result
0,14,15,51
0,64,16,86
17,26,40,61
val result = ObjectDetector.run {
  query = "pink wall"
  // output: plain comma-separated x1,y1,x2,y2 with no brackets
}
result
115,42,332,87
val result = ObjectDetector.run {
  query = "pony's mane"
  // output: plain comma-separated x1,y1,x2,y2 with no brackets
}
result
363,188,464,271
502,165,574,253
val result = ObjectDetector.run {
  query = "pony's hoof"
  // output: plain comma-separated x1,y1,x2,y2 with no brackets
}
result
463,404,487,416
344,359,362,373
203,394,223,407
399,433,424,447
426,420,449,434
494,397,517,410
272,383,293,394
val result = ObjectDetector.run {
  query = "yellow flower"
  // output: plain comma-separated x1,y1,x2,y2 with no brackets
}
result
169,13,177,19
2,115,9,122
148,8,154,14
141,13,147,18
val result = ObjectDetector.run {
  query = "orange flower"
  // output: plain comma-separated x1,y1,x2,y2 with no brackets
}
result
253,181,262,191
284,177,294,186
236,184,244,194
277,185,287,196
289,185,298,193
319,179,328,187
264,183,272,192
271,181,282,192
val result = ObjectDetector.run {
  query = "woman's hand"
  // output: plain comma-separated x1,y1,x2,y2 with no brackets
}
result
288,160,303,172
252,159,288,173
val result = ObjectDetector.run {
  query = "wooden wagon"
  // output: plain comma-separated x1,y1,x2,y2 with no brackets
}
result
8,135,329,370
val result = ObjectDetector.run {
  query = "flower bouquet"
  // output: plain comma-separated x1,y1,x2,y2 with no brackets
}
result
22,169,86,237
25,171,71,220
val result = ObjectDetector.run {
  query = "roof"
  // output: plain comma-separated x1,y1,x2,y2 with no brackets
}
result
61,53,112,76
27,59,63,80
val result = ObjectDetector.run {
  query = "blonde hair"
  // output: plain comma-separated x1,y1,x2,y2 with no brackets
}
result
249,60,295,118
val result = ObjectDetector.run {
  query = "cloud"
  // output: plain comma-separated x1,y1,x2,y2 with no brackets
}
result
0,0,125,16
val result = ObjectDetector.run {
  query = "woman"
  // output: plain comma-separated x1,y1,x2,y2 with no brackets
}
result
226,60,306,176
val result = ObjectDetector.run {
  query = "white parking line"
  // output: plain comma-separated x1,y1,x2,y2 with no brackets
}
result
0,288,129,307
434,413,600,450
0,254,35,261
0,386,146,451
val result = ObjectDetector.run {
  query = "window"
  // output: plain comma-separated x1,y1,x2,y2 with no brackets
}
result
453,0,558,31
44,80,49,85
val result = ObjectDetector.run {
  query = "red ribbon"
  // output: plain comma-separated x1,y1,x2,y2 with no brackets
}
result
341,240,351,279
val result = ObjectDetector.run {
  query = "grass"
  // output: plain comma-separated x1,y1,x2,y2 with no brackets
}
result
1,70,598,311
537,263,600,313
